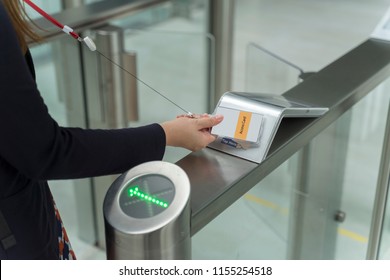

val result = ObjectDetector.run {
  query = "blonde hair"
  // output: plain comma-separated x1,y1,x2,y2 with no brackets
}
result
3,0,41,52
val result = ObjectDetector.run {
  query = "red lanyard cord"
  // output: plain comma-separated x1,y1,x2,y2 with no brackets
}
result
23,0,81,40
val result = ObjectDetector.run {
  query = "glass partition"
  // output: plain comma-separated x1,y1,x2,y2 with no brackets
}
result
245,43,303,94
25,0,62,15
334,78,390,259
98,0,211,164
122,29,213,162
25,0,105,15
192,156,298,259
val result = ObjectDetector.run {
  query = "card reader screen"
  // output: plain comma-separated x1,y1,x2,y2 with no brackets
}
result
119,174,175,218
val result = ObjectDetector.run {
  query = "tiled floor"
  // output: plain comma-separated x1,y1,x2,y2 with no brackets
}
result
39,0,390,259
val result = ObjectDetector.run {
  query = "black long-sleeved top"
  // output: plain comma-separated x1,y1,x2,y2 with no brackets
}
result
0,3,166,259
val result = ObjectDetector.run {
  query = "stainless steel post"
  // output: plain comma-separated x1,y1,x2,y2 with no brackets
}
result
104,161,191,259
367,101,390,259
122,52,139,122
82,25,139,248
208,0,235,109
92,25,126,128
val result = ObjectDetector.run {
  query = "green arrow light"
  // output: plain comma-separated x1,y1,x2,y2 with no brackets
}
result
128,186,169,208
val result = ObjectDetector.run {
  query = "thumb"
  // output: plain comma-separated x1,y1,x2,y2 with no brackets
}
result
196,114,224,129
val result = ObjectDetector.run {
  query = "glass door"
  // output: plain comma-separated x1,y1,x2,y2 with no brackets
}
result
245,42,304,95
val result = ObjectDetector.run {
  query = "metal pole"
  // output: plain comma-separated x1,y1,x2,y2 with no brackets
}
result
122,52,139,122
82,25,140,248
367,101,390,259
208,0,235,109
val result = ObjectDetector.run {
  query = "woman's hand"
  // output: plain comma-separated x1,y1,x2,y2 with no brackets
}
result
160,114,224,151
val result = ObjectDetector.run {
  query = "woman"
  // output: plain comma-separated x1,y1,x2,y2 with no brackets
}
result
0,0,223,259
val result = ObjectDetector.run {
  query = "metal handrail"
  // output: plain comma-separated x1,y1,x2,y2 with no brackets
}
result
30,0,169,43
177,38,390,236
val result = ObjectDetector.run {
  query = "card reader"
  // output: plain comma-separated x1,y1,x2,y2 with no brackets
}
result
209,92,328,163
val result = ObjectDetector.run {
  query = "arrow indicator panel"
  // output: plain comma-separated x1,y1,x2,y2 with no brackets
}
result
128,186,169,208
119,174,175,218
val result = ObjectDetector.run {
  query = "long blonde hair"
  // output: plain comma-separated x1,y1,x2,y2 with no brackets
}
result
3,0,41,52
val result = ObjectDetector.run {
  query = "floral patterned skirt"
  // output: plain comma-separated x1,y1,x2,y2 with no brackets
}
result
53,200,76,260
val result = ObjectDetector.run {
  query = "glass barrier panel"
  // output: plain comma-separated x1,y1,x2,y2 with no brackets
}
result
245,43,303,94
334,78,390,259
192,156,298,259
25,0,62,16
113,7,212,163
125,30,212,162
25,0,106,15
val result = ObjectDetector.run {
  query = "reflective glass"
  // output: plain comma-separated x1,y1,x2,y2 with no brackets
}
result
245,43,303,95
24,0,62,16
192,157,297,259
333,78,390,259
111,0,211,163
